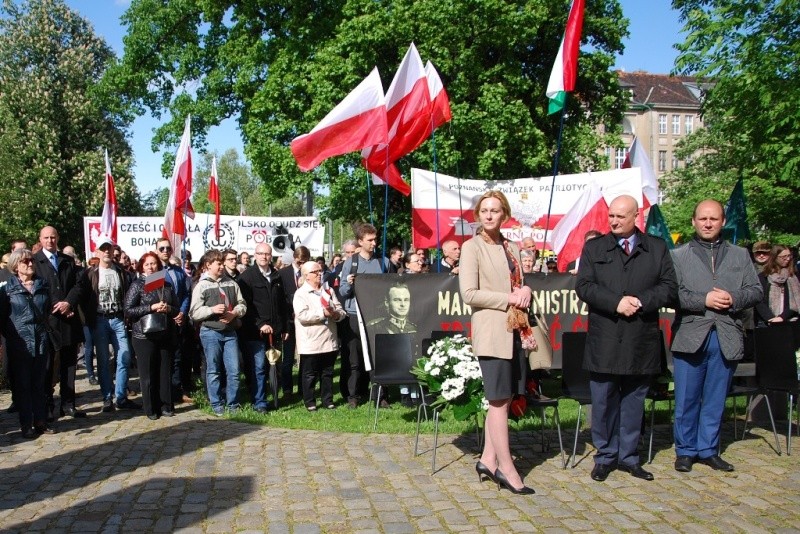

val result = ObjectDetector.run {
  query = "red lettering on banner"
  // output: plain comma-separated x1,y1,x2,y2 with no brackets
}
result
439,320,471,337
551,315,562,350
571,316,589,333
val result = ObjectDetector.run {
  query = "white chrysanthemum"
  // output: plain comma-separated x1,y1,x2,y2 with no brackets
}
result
481,397,489,410
430,367,441,376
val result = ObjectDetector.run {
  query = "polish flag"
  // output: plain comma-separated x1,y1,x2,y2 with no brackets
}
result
621,136,658,230
100,149,118,244
551,180,609,273
144,269,167,292
208,156,221,240
363,43,432,196
291,67,388,172
546,0,585,115
425,61,452,132
163,116,195,251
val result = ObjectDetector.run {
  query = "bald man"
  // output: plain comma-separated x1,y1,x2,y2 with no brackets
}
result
576,195,677,482
669,200,762,473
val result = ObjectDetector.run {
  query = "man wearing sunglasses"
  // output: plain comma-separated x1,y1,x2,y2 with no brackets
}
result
155,238,193,403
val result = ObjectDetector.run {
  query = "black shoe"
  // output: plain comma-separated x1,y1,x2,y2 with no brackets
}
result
162,410,175,417
34,425,57,435
102,399,115,413
618,463,654,481
697,455,734,472
88,377,99,386
60,406,87,418
494,468,535,494
475,461,496,483
347,399,358,409
115,399,142,410
591,463,614,482
674,456,695,473
21,427,37,439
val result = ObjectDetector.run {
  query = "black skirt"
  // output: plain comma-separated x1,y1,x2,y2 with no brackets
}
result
478,332,526,401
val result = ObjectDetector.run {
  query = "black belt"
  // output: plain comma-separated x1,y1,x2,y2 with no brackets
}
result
98,311,123,319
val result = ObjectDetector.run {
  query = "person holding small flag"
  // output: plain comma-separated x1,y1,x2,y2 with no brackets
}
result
124,251,179,419
293,261,346,411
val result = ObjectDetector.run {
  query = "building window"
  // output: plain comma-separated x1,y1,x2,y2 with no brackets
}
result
659,114,667,134
615,147,628,169
658,151,667,172
672,114,680,135
685,115,694,134
672,154,679,170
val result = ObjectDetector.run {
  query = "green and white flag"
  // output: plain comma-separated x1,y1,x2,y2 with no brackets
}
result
546,0,585,115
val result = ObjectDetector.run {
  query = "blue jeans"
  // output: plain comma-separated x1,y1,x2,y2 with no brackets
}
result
199,327,240,409
673,330,736,459
93,315,132,403
241,338,270,409
82,325,95,379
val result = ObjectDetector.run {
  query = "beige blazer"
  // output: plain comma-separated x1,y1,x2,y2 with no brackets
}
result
459,235,518,359
293,283,346,355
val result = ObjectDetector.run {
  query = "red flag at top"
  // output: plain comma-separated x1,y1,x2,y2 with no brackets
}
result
100,149,118,244
425,61,452,132
163,116,195,251
362,43,431,196
208,156,221,240
291,68,388,172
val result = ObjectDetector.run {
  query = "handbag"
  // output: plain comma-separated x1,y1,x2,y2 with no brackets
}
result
527,309,553,370
141,312,168,335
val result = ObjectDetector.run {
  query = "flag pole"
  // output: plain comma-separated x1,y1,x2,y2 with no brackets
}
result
431,126,443,272
365,168,375,227
540,100,569,274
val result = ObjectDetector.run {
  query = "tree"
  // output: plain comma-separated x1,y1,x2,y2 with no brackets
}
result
104,0,628,245
0,0,140,249
665,0,800,243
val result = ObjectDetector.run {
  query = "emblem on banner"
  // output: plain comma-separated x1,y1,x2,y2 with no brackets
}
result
202,222,235,250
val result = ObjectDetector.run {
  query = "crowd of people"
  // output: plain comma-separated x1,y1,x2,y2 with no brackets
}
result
1,209,799,497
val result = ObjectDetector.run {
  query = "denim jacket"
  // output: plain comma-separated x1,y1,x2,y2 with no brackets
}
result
0,276,51,358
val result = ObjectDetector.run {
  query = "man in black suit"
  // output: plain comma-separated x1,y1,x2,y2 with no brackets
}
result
237,243,287,411
575,195,677,482
277,245,310,399
32,226,87,420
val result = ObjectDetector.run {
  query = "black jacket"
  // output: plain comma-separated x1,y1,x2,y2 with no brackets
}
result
237,265,287,341
32,250,83,349
575,230,678,375
123,275,180,339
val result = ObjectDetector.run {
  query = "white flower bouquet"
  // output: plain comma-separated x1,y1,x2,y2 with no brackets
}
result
411,334,486,426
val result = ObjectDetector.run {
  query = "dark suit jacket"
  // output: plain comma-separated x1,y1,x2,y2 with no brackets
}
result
32,250,84,349
237,265,287,341
575,230,677,375
278,265,301,332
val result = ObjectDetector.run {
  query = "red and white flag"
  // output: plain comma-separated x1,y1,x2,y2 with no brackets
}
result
143,269,167,292
546,0,585,115
622,136,659,207
425,61,452,132
551,180,609,273
363,43,431,196
100,149,118,244
291,67,388,172
163,116,195,251
208,156,221,240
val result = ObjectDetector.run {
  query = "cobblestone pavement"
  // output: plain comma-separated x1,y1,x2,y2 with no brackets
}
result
2,374,799,534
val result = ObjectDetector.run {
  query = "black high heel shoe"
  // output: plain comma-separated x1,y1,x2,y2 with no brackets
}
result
475,461,496,483
494,468,535,495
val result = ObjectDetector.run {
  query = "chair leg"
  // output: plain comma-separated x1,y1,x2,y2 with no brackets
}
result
570,404,583,469
432,410,440,474
742,395,753,440
762,394,782,456
372,385,383,431
414,402,424,456
553,407,566,469
539,407,547,452
788,394,794,456
648,399,654,463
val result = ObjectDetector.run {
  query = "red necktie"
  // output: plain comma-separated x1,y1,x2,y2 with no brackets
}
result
623,240,631,255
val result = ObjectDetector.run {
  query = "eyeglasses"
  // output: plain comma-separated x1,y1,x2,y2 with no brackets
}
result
158,246,172,252
754,251,769,256
307,270,323,275
777,254,792,260
19,258,33,265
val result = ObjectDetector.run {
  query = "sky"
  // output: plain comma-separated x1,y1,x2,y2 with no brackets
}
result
64,0,685,197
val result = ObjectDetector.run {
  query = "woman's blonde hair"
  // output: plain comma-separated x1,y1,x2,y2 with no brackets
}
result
473,190,511,224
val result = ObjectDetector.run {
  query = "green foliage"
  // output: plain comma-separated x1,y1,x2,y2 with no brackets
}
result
667,0,800,243
192,148,275,217
104,0,628,243
0,0,139,249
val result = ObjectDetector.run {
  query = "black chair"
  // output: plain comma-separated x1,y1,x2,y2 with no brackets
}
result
525,385,566,468
370,333,418,430
744,324,800,454
645,331,673,463
560,332,592,468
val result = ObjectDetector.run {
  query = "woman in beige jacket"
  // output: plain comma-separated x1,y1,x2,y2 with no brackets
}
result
294,261,347,411
459,190,535,495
